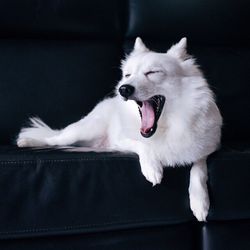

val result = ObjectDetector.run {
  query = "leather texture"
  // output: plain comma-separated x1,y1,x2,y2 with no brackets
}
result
208,145,250,221
0,0,249,249
0,40,121,144
0,146,193,239
126,0,250,45
0,0,123,39
202,221,250,250
1,223,200,250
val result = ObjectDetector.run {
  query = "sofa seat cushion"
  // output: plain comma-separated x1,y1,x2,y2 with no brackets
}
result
0,146,193,239
0,223,200,250
202,220,250,250
0,144,249,239
208,144,250,221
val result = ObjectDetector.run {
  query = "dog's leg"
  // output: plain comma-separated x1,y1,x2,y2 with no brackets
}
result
45,100,112,147
44,119,97,146
139,149,163,186
189,157,210,221
17,98,114,148
115,139,163,186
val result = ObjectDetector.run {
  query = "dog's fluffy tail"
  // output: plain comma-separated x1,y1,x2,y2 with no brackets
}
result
17,117,60,147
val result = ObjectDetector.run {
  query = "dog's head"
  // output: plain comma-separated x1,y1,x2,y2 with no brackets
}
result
117,37,201,138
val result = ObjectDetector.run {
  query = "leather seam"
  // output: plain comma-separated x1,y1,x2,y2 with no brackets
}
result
0,217,192,235
0,157,137,166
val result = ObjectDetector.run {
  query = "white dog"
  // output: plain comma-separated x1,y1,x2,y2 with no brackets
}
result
17,37,222,221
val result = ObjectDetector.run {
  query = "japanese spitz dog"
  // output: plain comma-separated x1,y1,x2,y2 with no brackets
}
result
17,37,222,221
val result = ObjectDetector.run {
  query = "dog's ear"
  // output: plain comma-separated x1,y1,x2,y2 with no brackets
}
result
167,37,188,60
133,37,149,53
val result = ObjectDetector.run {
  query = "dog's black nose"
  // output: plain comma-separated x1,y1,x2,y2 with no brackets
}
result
119,84,135,99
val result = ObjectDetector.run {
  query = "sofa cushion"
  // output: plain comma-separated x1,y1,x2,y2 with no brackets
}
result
0,146,193,239
0,223,200,250
126,0,249,46
0,0,123,39
208,144,250,221
0,145,249,239
0,40,121,144
202,221,250,250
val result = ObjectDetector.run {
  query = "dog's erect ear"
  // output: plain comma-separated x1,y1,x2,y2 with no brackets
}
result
133,37,149,53
167,37,188,60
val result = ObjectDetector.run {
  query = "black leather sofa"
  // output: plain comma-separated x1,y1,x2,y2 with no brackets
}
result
0,0,250,249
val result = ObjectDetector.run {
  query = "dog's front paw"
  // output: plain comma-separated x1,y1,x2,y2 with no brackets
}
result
189,191,210,222
140,156,163,186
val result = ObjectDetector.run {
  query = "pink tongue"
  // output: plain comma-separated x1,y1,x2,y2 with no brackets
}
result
140,101,155,134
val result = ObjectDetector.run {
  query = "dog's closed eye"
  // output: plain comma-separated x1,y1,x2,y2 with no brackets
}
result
145,71,163,76
125,74,131,78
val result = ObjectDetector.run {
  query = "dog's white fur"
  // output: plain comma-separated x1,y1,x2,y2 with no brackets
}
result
17,38,222,221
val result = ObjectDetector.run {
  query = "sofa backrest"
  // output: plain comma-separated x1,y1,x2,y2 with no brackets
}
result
0,0,249,144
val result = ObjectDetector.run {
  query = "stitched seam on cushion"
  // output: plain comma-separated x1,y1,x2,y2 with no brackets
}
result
0,157,138,166
0,158,248,167
0,217,192,235
209,157,250,161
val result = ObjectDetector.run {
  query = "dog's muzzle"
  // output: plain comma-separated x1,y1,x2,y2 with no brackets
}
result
118,85,165,138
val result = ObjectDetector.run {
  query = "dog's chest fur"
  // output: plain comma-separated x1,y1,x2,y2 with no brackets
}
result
105,97,220,167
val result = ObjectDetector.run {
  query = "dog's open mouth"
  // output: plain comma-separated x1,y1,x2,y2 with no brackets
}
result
136,95,165,138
